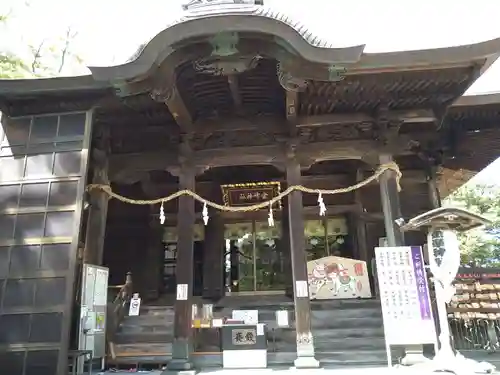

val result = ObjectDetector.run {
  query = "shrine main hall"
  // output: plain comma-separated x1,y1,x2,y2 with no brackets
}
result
1,1,500,374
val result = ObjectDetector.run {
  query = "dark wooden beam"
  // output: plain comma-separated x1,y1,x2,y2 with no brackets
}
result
194,115,285,134
165,85,193,132
109,135,426,180
297,113,372,127
105,109,437,137
136,170,426,191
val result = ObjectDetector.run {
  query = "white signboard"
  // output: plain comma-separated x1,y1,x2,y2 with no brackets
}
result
128,295,142,316
232,309,258,325
375,246,437,347
176,283,188,300
275,310,289,327
256,323,265,336
295,280,309,298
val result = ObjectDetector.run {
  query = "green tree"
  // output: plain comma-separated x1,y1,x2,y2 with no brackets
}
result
446,184,500,267
1,5,83,79
0,52,31,78
1,5,32,78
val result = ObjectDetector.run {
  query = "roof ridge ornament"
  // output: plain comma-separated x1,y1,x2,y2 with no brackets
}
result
182,0,263,12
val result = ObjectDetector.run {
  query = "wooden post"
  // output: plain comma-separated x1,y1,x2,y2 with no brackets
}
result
281,198,294,299
379,154,427,365
427,165,443,346
378,154,405,247
202,213,224,301
143,210,163,301
285,151,319,369
427,166,442,209
353,168,369,263
83,127,110,265
165,161,196,373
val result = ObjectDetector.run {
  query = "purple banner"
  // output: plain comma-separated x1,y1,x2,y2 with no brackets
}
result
410,246,433,320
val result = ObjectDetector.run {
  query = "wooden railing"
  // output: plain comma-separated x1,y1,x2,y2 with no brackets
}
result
106,272,133,359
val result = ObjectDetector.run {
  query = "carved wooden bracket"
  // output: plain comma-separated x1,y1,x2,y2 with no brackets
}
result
374,105,403,149
150,87,173,102
166,134,209,177
277,62,308,92
150,81,193,132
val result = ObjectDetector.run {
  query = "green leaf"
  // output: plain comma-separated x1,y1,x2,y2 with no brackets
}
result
447,184,500,266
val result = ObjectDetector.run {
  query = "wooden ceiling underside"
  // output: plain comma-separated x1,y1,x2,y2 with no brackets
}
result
91,58,475,127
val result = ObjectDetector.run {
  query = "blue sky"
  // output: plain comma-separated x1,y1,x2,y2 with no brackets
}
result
1,0,500,184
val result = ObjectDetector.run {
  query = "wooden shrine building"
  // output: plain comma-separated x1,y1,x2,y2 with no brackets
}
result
1,1,500,373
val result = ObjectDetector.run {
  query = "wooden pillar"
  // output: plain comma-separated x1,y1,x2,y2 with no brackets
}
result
427,165,443,344
202,213,224,301
166,161,196,373
353,168,369,263
83,127,109,265
285,152,319,368
143,210,163,301
427,166,442,209
378,154,405,247
379,154,427,365
281,197,294,298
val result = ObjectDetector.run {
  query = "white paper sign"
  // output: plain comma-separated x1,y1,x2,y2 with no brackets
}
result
128,297,141,316
212,318,223,328
80,305,88,318
295,280,309,297
275,310,289,327
375,246,437,347
176,284,188,300
232,310,258,325
256,323,264,336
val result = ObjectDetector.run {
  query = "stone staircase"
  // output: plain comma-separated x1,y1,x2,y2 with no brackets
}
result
110,296,394,368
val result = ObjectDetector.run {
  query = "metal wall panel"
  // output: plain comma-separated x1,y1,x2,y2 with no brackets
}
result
0,111,92,375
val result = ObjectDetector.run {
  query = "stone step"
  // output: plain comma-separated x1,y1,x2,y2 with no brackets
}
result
119,316,383,334
268,337,385,351
313,326,384,338
123,315,382,331
215,296,381,309
267,327,383,342
312,315,383,329
115,331,172,344
314,336,386,351
121,315,174,326
315,350,394,365
119,322,171,334
311,307,382,318
133,305,175,317
215,307,382,322
110,348,395,367
115,343,172,356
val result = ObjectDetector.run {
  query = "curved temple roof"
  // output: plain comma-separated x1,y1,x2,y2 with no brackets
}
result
0,0,500,99
88,0,500,82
